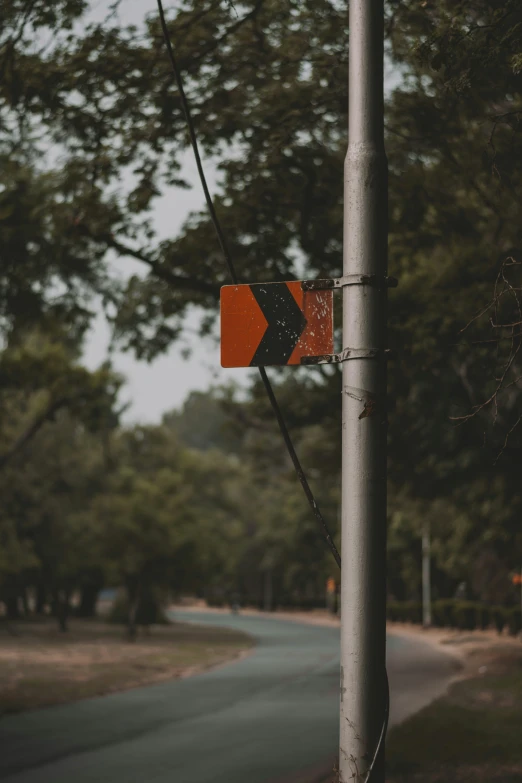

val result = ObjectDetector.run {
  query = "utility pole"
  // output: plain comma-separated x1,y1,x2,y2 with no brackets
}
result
263,568,273,612
520,566,522,632
339,0,388,781
422,523,432,628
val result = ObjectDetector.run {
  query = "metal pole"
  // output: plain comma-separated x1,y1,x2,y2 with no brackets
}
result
339,1,387,781
264,568,273,612
422,523,432,628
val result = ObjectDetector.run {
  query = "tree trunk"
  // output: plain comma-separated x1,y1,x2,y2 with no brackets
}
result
36,583,47,614
6,594,20,620
54,590,71,632
126,578,140,642
58,605,69,632
127,599,138,641
21,587,30,617
77,584,101,618
264,569,273,612
422,523,432,628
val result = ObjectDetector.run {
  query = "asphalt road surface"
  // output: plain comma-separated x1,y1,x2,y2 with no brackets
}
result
0,611,458,783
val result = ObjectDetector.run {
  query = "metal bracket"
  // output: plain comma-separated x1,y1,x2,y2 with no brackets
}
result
301,274,398,292
301,348,394,366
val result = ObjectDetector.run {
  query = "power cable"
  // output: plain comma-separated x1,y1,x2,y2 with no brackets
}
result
156,0,341,570
155,4,389,778
364,668,389,782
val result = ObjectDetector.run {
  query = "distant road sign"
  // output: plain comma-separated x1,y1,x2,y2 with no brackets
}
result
221,281,333,368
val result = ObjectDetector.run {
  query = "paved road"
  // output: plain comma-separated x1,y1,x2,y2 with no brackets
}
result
0,612,458,783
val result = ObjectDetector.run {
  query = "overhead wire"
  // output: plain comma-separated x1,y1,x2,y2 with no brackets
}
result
156,0,341,570
155,2,390,777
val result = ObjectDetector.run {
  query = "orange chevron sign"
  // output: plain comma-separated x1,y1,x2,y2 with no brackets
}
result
220,281,333,368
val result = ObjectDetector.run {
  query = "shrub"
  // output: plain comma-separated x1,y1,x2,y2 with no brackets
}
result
388,601,422,624
387,602,402,622
406,601,422,624
109,590,168,627
492,606,507,634
453,601,477,631
432,599,455,628
475,604,491,630
136,591,168,626
386,600,518,633
506,607,522,637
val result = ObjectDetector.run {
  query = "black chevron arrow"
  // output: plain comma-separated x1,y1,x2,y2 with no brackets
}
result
249,283,307,366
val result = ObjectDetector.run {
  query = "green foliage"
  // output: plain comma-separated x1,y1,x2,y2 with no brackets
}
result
432,600,456,629
506,607,522,637
476,604,491,631
163,389,242,454
493,606,508,634
387,601,423,624
0,0,522,624
389,599,522,636
453,602,478,631
109,590,168,627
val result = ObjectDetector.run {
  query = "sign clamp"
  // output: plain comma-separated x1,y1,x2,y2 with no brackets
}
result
300,275,397,365
301,348,394,366
301,274,398,292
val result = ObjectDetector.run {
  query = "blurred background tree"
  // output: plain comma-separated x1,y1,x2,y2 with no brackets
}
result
0,0,521,626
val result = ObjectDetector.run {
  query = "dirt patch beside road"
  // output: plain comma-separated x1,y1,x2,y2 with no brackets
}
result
0,618,252,715
386,642,522,782
387,621,522,680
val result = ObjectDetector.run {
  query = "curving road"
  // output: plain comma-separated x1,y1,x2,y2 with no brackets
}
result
0,612,458,783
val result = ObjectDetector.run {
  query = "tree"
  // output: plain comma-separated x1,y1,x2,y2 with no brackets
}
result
163,388,242,453
0,326,123,625
167,385,341,607
0,408,109,628
1,1,348,355
91,423,246,635
0,328,123,468
2,0,521,405
2,0,521,605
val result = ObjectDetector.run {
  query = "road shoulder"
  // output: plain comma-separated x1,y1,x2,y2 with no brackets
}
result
0,618,253,715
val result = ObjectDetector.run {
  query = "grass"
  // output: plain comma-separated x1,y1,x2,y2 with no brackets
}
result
386,646,522,782
0,617,253,715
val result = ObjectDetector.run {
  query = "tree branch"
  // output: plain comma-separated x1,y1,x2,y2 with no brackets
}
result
99,232,221,298
0,396,71,471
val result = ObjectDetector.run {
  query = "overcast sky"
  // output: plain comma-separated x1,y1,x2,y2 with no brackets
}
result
82,149,252,424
